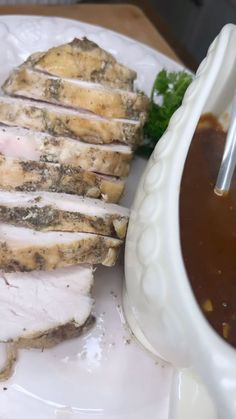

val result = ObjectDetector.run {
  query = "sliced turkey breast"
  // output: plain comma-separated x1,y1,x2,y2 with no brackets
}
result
0,125,132,177
0,265,93,343
0,265,94,380
0,223,122,271
3,67,149,120
0,191,129,239
0,96,142,146
0,154,124,203
28,37,136,91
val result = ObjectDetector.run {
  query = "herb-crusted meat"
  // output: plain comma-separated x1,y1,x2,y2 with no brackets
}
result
3,67,149,120
0,223,122,271
0,96,143,146
0,265,94,380
0,191,129,239
28,37,136,91
0,154,124,203
0,125,132,177
0,36,140,379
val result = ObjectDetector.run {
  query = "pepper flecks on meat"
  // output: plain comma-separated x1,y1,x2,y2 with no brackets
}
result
0,266,94,380
0,224,122,271
0,191,129,238
0,96,142,146
0,154,124,203
30,37,136,90
45,78,62,101
3,67,149,120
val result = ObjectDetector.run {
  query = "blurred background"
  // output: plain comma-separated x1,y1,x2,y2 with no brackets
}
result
82,0,236,69
1,0,236,71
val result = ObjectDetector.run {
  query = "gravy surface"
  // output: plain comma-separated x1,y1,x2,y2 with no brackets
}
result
180,115,236,347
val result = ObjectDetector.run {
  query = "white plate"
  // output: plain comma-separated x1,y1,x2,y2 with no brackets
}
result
0,15,183,419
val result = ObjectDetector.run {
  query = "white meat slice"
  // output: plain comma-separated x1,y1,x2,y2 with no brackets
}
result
0,265,94,380
0,96,142,147
0,154,124,203
3,67,149,120
0,223,122,271
0,265,94,343
0,190,129,239
28,37,136,90
0,125,132,177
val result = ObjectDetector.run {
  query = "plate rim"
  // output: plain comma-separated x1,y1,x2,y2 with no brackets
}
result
0,13,183,71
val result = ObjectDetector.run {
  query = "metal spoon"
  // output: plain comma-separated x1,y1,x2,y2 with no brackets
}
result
215,91,236,196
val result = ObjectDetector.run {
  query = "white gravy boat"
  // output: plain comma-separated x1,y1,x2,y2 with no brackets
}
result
124,24,236,419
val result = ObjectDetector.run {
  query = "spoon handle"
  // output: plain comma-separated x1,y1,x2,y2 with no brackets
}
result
215,91,236,195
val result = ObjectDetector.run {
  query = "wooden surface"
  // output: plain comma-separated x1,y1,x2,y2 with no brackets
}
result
0,3,180,62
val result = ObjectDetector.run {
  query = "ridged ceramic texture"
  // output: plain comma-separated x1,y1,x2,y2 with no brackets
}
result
0,15,182,419
125,24,236,419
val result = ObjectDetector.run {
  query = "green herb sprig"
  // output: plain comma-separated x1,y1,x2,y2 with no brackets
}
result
138,69,193,158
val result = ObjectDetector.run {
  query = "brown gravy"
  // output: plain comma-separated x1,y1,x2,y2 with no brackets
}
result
180,114,236,347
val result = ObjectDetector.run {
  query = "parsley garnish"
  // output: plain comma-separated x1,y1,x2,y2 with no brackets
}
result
138,69,193,158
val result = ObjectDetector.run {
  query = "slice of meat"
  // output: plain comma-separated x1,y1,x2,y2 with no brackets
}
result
0,96,142,147
3,67,149,120
28,37,136,90
0,265,94,380
0,154,124,203
0,191,129,239
0,223,122,271
0,265,93,342
0,125,132,177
